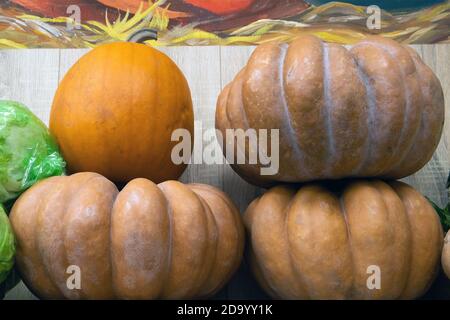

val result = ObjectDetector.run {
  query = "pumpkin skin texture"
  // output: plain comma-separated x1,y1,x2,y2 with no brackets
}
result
244,180,443,300
442,231,450,279
50,42,194,185
216,35,445,187
9,172,244,300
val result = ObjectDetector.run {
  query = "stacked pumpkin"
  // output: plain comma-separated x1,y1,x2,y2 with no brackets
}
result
216,35,446,299
6,34,447,300
9,41,245,299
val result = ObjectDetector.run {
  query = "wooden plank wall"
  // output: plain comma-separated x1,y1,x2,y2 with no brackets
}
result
1,44,449,299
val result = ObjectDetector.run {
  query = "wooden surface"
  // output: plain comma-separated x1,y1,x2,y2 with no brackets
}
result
1,44,449,300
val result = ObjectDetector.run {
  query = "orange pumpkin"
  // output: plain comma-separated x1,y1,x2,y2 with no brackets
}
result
10,172,244,299
50,42,194,185
216,35,445,186
244,180,443,299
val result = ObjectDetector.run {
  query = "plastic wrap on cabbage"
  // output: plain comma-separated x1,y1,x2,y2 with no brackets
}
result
0,205,14,285
0,100,65,205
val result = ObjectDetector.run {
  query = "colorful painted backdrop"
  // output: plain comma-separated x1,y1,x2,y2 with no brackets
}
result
0,0,448,48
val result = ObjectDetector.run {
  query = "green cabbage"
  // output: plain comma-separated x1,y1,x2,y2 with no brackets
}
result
0,205,14,284
0,100,65,205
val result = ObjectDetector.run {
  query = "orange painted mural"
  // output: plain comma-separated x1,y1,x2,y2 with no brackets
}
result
0,0,448,48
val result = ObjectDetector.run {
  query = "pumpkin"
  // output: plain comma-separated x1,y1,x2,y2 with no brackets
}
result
50,42,194,185
439,176,450,280
443,232,450,279
216,35,445,186
244,180,443,299
9,172,244,299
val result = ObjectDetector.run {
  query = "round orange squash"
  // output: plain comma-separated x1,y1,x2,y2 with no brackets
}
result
244,180,443,299
50,42,194,184
216,35,445,186
10,172,244,299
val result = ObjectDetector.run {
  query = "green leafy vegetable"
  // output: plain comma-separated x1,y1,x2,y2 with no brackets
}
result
0,100,65,205
0,204,17,299
430,200,450,232
428,171,450,232
0,205,14,284
0,268,20,300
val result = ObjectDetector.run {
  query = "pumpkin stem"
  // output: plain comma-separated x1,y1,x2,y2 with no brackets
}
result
127,28,158,43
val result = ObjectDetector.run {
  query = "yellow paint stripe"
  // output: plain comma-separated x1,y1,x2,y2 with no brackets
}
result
0,39,27,49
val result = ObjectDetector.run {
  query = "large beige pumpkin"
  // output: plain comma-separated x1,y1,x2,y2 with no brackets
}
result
10,172,244,299
244,180,443,299
216,35,445,186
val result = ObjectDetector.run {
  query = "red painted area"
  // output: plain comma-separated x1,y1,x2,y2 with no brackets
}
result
10,0,114,21
9,0,309,30
97,0,150,14
184,0,255,15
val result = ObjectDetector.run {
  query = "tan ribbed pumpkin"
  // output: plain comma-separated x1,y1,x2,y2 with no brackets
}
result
244,180,443,300
10,172,244,300
216,35,445,186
